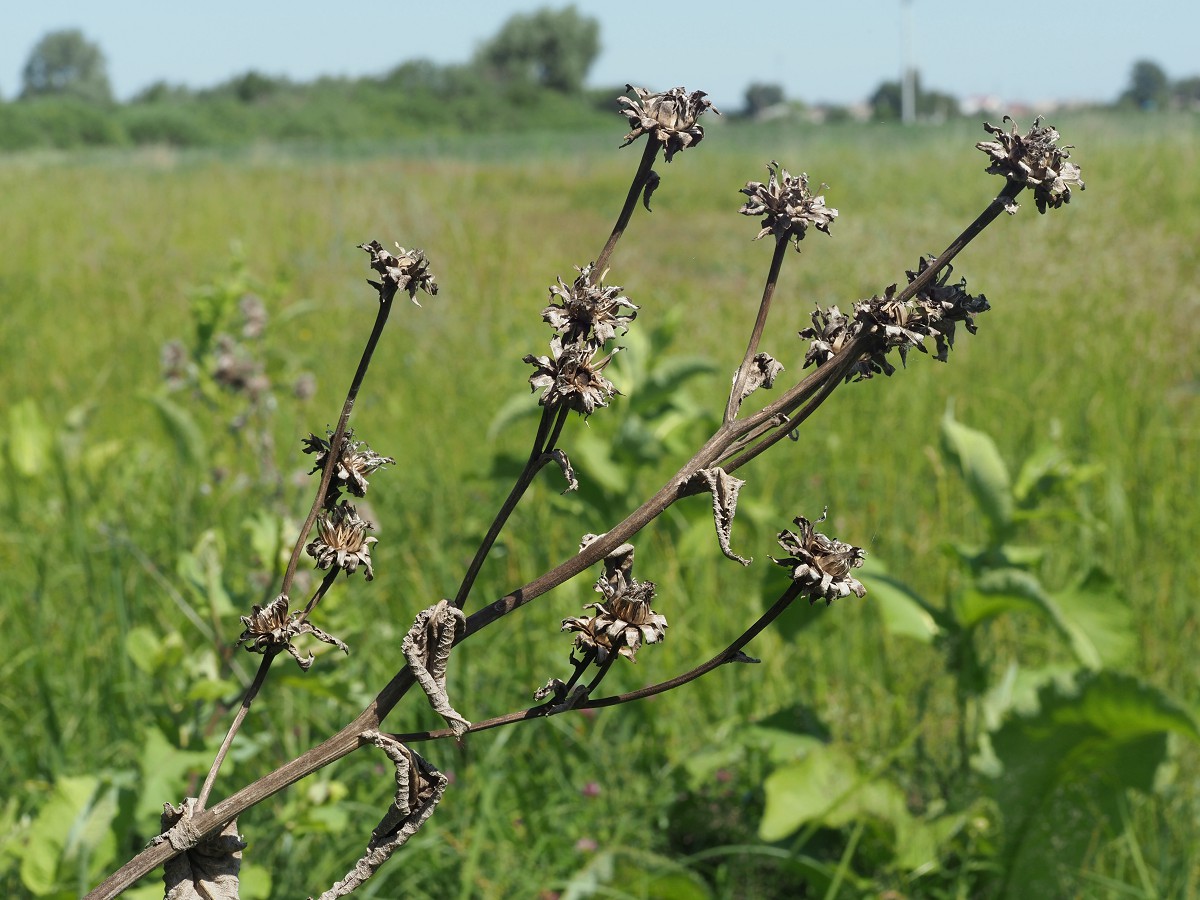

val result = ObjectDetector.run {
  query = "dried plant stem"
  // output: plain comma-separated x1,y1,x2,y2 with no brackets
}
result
281,285,398,607
452,405,569,609
388,581,806,742
196,648,280,809
197,282,398,811
592,137,661,280
726,236,789,422
86,180,1029,900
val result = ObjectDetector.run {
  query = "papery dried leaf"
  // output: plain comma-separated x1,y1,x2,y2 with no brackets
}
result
642,170,661,211
734,352,784,403
693,467,751,566
155,798,244,900
402,600,470,737
314,733,447,899
543,448,579,493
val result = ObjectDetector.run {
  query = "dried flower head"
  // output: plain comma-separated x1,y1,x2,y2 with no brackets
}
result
799,305,857,371
239,293,267,340
542,263,638,349
160,339,190,390
799,258,990,380
618,84,718,161
524,337,620,417
306,501,378,580
772,510,866,605
976,116,1085,213
360,240,439,303
302,429,395,498
237,594,349,669
561,538,668,663
740,162,838,249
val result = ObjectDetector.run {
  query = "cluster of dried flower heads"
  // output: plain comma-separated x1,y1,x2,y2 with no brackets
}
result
524,263,638,417
801,257,991,380
561,538,668,664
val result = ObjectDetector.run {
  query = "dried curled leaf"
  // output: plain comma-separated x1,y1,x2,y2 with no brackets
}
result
733,352,784,404
314,733,448,899
402,600,471,737
693,467,752,566
543,448,579,493
153,798,244,900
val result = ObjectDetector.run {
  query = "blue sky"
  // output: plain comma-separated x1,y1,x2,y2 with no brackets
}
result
2,1,1196,108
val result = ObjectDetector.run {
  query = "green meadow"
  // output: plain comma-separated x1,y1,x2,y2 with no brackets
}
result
1,113,1198,898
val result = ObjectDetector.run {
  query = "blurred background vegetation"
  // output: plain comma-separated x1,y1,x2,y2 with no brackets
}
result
2,7,1199,900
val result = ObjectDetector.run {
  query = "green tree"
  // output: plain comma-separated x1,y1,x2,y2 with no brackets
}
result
474,5,600,94
743,82,785,117
869,72,959,121
20,28,113,103
1121,59,1169,109
1172,75,1200,108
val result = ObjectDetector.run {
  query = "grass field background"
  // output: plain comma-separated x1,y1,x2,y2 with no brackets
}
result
1,113,1197,898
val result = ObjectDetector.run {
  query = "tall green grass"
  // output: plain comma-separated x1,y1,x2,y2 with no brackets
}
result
1,113,1197,898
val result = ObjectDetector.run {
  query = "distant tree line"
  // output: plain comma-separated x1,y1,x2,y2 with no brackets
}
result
0,9,613,151
2,16,1197,153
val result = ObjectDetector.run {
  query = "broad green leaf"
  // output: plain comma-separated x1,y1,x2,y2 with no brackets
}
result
953,567,1060,630
485,391,542,442
20,775,120,896
569,429,628,496
176,529,234,617
145,391,207,467
759,745,908,842
1012,441,1068,507
136,728,214,834
562,848,712,900
5,397,53,478
988,671,1200,897
940,410,1013,537
1051,568,1136,670
858,561,941,643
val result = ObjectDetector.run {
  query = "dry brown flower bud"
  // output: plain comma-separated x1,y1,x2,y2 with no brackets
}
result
740,161,837,249
306,501,378,580
360,240,439,303
302,429,395,498
237,594,349,669
542,263,638,349
618,85,718,162
561,538,667,663
524,337,620,417
772,510,866,605
976,116,1085,213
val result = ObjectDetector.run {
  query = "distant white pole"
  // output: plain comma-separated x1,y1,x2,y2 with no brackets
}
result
901,0,916,124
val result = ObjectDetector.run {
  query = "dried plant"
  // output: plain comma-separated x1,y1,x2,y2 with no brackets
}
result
85,100,1083,899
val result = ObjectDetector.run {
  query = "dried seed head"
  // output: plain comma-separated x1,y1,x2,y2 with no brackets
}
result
740,161,838,249
561,538,668,663
976,116,1085,213
306,501,378,580
618,84,718,161
542,263,638,350
237,594,349,669
302,429,395,499
772,510,866,605
799,258,990,380
524,337,620,417
360,240,439,303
